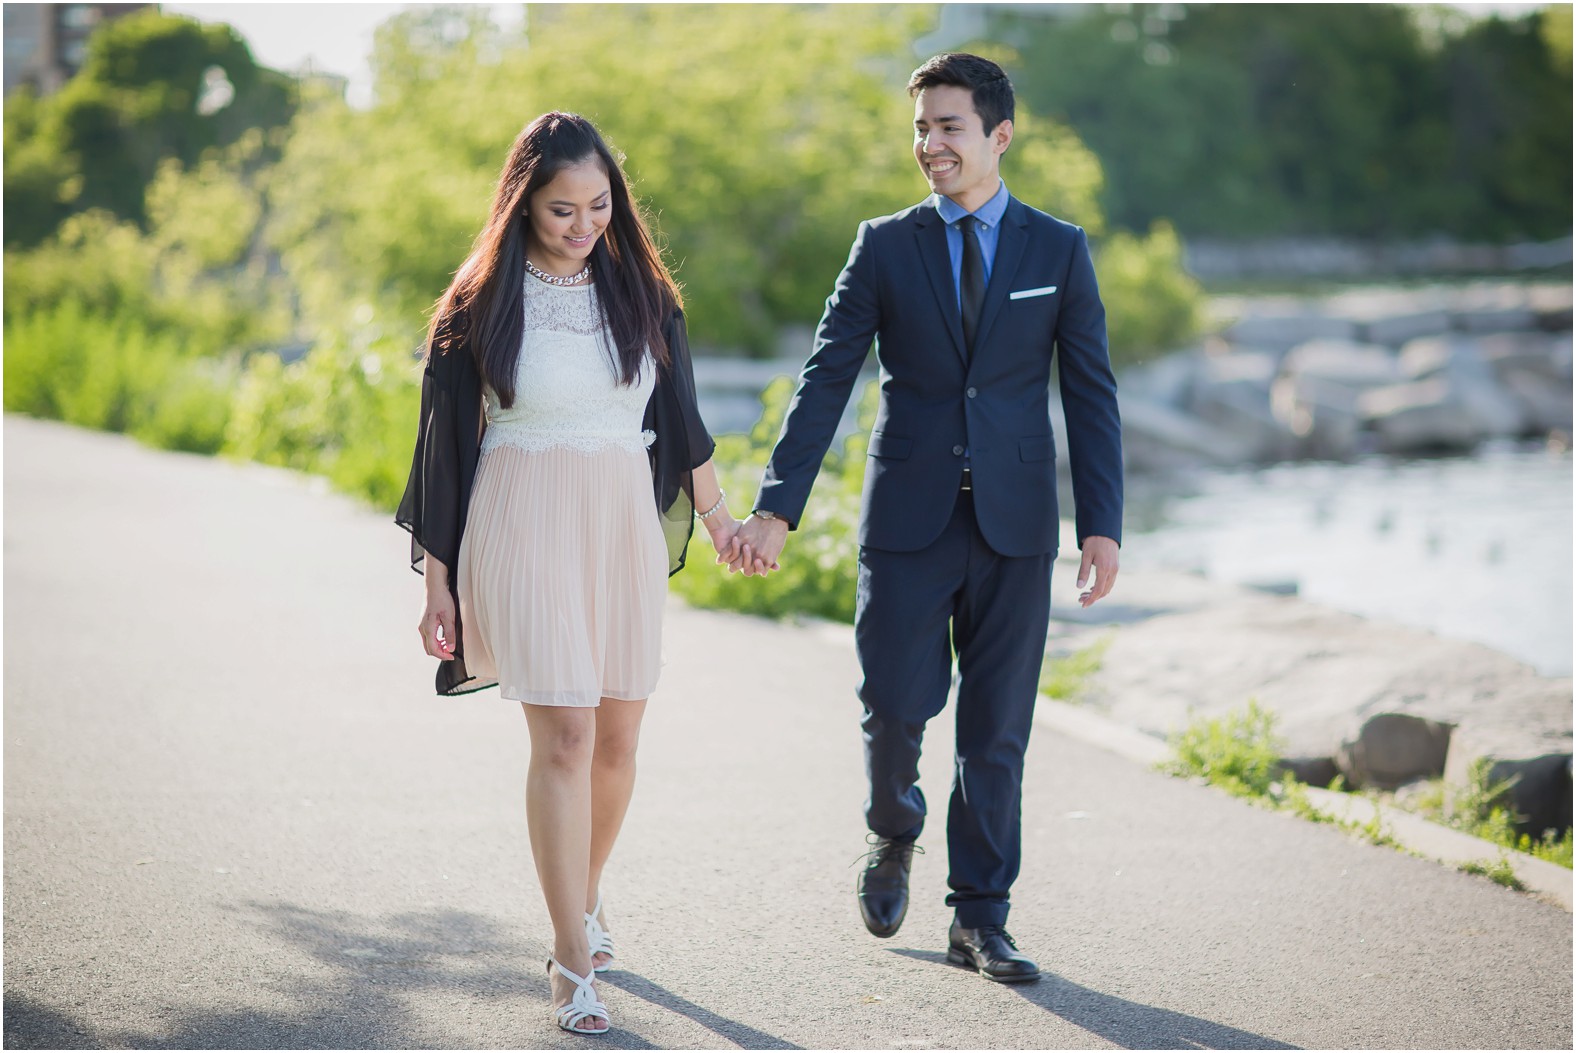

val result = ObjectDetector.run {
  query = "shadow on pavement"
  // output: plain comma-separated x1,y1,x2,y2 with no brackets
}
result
601,971,802,1050
888,948,1300,1051
6,903,798,1050
10,902,543,1049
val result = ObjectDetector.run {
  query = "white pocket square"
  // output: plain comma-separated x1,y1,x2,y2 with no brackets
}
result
1009,285,1058,300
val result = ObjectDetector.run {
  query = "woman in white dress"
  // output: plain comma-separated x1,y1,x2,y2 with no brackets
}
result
396,112,741,1036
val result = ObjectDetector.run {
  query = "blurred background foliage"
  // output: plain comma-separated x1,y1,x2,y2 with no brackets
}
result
3,3,1571,618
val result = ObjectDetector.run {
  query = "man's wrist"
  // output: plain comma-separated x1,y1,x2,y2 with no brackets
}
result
751,508,792,529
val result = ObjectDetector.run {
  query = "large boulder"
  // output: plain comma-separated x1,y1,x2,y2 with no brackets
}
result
1269,340,1401,460
1119,350,1204,410
1358,336,1529,452
1184,351,1295,462
1362,311,1451,348
1335,712,1456,790
1475,333,1575,435
1281,339,1404,390
1223,314,1357,355
1117,394,1262,472
1444,715,1575,839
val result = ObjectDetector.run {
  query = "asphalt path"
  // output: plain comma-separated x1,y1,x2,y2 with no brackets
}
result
5,415,1571,1050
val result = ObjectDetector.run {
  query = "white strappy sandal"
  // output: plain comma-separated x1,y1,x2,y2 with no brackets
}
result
584,894,615,973
546,957,609,1036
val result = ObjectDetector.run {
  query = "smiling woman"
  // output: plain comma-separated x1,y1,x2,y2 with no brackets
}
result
394,111,741,1036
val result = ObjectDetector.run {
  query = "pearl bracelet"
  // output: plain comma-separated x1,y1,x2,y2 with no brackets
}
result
696,490,727,521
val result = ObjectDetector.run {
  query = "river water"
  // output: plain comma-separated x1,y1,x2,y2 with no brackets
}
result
1123,443,1573,677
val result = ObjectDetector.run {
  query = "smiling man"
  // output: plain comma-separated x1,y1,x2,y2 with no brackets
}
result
731,53,1123,982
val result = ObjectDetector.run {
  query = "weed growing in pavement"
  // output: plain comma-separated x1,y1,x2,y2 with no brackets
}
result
1161,702,1555,889
1038,636,1112,703
1387,759,1573,871
1459,855,1527,890
1162,698,1282,799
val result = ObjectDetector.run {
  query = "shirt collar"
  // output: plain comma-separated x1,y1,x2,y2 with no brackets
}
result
933,180,1010,228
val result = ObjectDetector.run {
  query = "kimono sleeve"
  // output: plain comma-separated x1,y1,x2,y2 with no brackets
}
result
645,307,718,576
395,334,467,576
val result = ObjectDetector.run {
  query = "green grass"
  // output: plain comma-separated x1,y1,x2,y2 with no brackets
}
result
1162,699,1283,800
1161,702,1570,888
1038,636,1112,703
1387,759,1573,871
1459,856,1527,891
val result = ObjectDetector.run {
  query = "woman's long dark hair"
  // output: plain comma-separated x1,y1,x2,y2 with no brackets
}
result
427,112,680,406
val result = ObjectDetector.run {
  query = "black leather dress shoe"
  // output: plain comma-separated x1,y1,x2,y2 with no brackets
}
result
946,922,1041,983
856,835,920,938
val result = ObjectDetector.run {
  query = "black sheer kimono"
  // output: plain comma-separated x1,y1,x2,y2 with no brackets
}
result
395,306,717,695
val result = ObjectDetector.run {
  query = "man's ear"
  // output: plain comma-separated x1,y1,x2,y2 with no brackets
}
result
992,119,1014,156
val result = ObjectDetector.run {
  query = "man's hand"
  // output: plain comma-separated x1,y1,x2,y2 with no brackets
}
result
1076,535,1120,608
728,513,789,576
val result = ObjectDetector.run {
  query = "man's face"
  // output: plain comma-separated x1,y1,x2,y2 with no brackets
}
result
912,84,1011,208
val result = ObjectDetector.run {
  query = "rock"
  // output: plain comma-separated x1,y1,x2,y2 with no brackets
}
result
1119,350,1203,410
1277,755,1340,788
1360,379,1487,453
1185,351,1295,462
1360,337,1529,450
1499,370,1574,434
1362,311,1451,348
1270,374,1364,460
1444,719,1575,838
1336,712,1456,790
1452,307,1542,334
1223,315,1358,355
1281,339,1404,390
1117,395,1262,471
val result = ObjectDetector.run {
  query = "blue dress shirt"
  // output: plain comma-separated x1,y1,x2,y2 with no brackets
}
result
933,180,1011,314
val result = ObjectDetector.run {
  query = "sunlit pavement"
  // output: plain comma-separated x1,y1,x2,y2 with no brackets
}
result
5,415,1570,1051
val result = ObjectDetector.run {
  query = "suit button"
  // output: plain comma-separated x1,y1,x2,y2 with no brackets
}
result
966,387,978,398
952,445,964,456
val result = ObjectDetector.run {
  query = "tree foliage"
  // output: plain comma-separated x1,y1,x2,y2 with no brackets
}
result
998,3,1572,241
3,9,295,246
269,4,1129,355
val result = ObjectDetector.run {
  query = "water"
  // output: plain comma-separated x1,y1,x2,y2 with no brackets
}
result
1124,445,1573,677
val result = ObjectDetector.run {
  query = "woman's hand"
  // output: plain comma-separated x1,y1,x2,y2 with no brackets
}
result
419,588,458,660
705,512,744,564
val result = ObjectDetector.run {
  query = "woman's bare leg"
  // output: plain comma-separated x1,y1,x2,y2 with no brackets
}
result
521,702,606,1029
586,696,647,967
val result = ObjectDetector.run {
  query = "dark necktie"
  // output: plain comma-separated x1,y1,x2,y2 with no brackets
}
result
959,214,985,354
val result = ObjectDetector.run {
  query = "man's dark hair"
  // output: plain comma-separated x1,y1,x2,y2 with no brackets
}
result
907,53,1015,134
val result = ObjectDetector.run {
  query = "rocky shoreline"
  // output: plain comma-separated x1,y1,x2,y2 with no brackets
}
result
1113,280,1573,473
1048,552,1573,842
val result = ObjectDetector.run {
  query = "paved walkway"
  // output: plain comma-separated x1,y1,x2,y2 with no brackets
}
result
4,416,1570,1050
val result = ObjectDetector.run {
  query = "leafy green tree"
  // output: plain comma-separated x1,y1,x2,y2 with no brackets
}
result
998,3,1572,241
270,4,1136,355
2,9,295,246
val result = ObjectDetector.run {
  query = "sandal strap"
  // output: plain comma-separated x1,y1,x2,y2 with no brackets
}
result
549,957,609,1031
584,899,614,958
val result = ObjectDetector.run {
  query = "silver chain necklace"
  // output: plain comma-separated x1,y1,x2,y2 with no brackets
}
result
525,257,592,287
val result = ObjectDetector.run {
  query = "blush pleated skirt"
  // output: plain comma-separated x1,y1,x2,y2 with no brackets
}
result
456,442,667,706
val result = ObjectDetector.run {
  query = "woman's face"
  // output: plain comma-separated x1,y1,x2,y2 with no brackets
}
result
523,159,612,277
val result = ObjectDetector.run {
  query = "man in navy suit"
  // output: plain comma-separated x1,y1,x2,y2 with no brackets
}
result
731,53,1122,982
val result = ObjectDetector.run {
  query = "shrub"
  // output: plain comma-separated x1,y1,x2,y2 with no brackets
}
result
668,376,876,622
1163,698,1284,799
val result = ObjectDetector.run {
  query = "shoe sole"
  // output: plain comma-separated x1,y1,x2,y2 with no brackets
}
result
945,947,1041,983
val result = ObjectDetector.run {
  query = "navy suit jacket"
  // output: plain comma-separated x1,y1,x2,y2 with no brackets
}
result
757,195,1123,558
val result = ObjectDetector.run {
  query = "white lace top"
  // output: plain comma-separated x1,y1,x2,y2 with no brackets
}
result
481,279,656,455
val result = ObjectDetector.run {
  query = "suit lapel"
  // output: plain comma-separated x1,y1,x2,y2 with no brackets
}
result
973,197,1028,354
913,204,967,365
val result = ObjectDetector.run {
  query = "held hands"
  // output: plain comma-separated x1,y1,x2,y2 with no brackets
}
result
702,508,744,563
1076,535,1120,608
721,513,788,576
